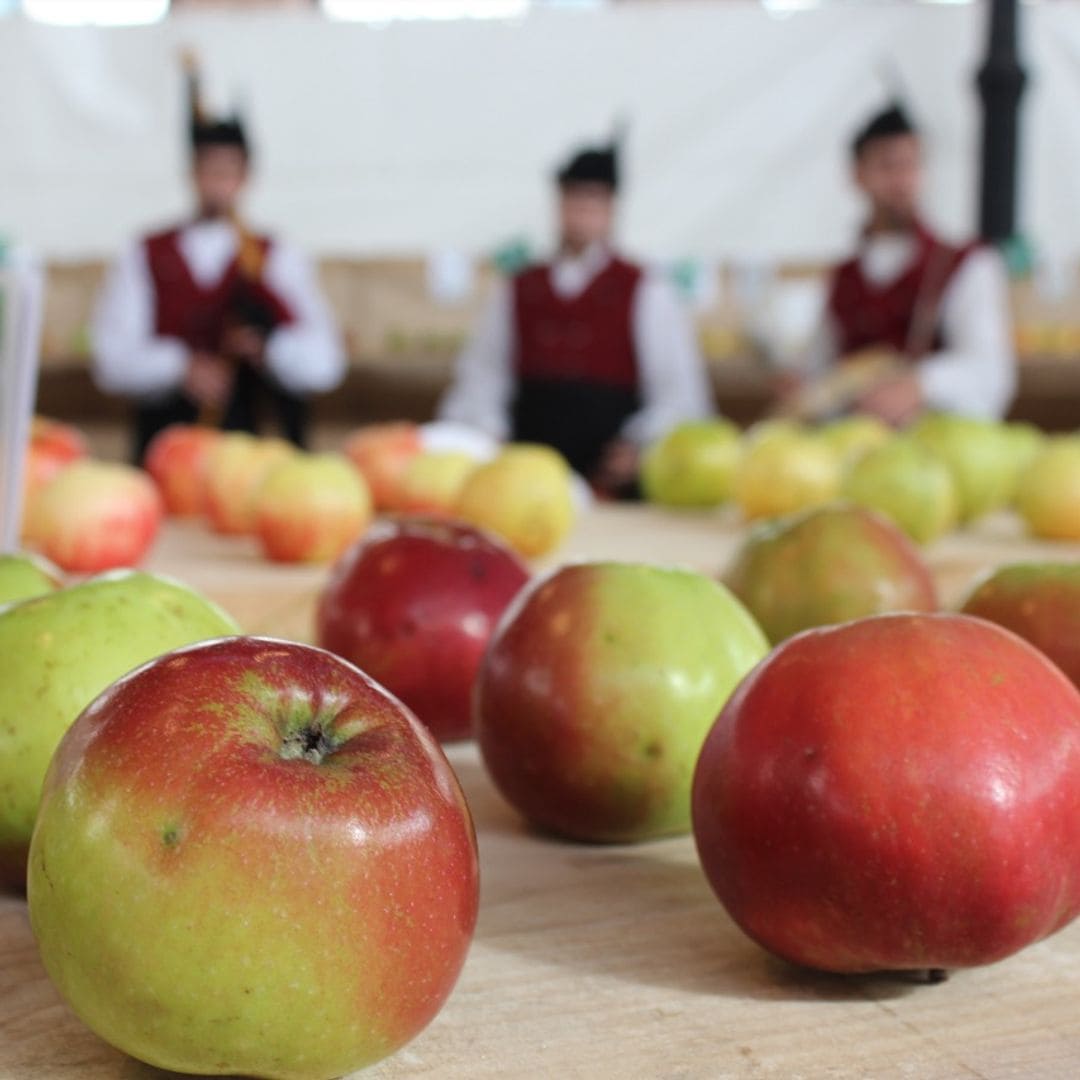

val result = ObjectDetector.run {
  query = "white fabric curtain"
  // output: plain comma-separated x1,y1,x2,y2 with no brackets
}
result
0,2,1073,263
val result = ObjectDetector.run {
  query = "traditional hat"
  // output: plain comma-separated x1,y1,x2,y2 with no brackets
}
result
556,119,626,191
182,50,249,156
851,101,917,158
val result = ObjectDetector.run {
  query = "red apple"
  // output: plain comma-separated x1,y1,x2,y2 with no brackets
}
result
24,461,162,574
255,453,372,564
724,503,937,643
343,423,423,512
317,518,529,741
203,434,294,536
22,417,89,529
961,562,1080,689
692,613,1080,975
143,425,220,517
27,636,479,1077
475,561,769,841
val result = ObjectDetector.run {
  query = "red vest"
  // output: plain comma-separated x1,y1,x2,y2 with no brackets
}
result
512,256,643,390
827,225,979,361
143,227,294,352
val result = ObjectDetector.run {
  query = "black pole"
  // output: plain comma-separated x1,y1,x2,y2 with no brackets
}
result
977,0,1027,243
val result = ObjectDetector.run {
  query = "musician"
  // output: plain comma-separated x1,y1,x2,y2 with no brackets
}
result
92,59,344,460
438,137,713,496
793,103,1015,424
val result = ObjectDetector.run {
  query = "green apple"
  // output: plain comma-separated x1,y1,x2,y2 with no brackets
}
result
641,420,742,508
909,413,1017,523
817,415,892,465
0,571,239,889
841,437,959,544
475,561,769,842
0,552,61,607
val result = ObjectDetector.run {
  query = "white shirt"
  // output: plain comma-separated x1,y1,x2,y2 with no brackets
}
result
91,218,346,402
438,244,714,446
799,232,1017,420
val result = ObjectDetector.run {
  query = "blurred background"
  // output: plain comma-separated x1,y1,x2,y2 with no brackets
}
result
3,0,1079,450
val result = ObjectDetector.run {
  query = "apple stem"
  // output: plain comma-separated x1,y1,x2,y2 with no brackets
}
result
921,968,949,984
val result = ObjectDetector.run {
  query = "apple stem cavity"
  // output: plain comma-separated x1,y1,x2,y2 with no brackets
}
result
280,725,336,766
918,968,949,985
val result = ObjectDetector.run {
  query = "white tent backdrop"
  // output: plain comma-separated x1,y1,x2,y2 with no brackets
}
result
0,1,1077,264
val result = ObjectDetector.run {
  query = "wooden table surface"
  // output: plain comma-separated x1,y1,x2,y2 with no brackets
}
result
4,506,1080,1080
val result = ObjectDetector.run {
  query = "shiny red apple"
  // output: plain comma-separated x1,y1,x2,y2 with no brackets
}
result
143,424,220,517
28,636,479,1077
317,518,530,741
692,613,1080,975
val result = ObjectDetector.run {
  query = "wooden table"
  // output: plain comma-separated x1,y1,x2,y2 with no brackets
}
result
4,507,1080,1079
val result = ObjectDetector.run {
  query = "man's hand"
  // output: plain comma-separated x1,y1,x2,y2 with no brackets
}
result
220,325,266,365
855,371,924,427
183,352,233,410
592,439,641,498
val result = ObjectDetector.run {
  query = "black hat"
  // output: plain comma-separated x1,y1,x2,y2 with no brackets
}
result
851,102,917,158
183,51,249,157
557,141,619,191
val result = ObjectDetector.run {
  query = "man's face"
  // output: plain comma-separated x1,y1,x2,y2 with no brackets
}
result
854,134,922,229
558,183,615,253
192,145,249,218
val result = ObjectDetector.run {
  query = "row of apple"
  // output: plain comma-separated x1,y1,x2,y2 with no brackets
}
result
4,497,1080,1077
643,413,1079,542
19,418,578,575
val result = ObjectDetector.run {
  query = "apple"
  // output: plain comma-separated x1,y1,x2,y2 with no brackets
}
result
741,418,805,450
454,443,576,558
840,436,959,544
0,552,61,606
817,415,892,465
24,460,163,573
143,424,221,517
396,450,478,516
909,413,1016,523
318,518,530,741
640,420,742,508
732,433,841,521
692,613,1080,974
343,422,423,512
961,562,1080,688
0,570,239,889
203,434,295,536
1002,421,1046,502
475,561,769,842
725,504,937,643
27,636,479,1079
254,453,372,564
1016,437,1080,541
23,417,88,507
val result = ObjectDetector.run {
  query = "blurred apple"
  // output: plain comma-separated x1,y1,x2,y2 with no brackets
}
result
0,570,238,889
725,504,937,643
733,433,841,521
22,418,89,534
343,422,423,512
254,453,372,564
962,562,1080,688
817,415,892,465
24,461,162,574
741,418,805,450
841,437,959,544
1002,422,1046,502
1016,437,1080,541
0,552,61,607
396,450,478,516
143,425,220,517
909,413,1016,523
28,637,478,1077
317,518,529,741
641,420,741,508
455,444,576,558
203,434,294,536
